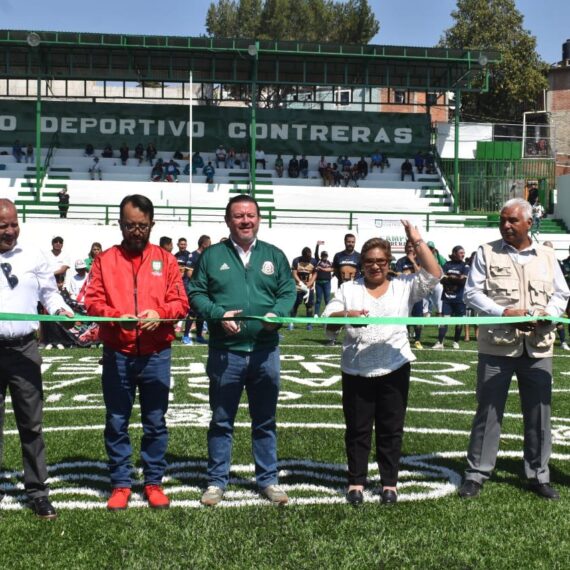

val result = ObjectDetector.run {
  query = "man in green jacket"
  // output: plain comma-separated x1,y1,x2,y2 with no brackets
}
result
188,195,296,506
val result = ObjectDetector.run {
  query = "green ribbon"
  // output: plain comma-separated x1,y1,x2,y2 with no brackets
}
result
1,312,569,325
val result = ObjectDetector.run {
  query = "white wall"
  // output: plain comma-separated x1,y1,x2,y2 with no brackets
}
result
436,122,493,159
554,174,570,228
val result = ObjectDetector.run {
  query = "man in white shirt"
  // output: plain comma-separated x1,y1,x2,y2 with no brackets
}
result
0,199,73,519
69,259,89,301
47,235,70,283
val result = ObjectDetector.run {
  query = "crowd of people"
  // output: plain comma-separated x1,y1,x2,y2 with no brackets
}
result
1,194,570,520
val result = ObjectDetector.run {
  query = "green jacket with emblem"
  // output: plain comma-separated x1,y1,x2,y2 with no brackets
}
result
187,239,296,351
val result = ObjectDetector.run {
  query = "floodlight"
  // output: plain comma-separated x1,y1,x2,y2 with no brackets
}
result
26,32,41,47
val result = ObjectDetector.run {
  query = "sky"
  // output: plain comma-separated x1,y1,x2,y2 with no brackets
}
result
0,0,568,65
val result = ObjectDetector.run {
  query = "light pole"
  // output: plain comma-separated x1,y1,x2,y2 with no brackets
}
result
27,32,42,200
248,42,259,197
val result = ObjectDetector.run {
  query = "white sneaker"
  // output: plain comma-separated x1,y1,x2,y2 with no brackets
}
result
45,344,53,350
562,342,570,351
56,344,65,350
260,484,288,505
200,486,224,507
432,341,444,349
452,341,460,349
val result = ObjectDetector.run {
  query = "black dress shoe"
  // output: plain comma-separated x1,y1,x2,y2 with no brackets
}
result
381,489,398,505
346,489,364,506
458,480,482,499
528,482,560,500
30,497,58,520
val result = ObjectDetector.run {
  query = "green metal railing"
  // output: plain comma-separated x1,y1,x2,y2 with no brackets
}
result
37,134,59,198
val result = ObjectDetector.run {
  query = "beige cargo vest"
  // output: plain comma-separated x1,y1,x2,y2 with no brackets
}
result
477,239,556,357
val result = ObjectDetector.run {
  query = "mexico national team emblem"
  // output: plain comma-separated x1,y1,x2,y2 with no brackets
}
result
261,261,275,275
151,260,163,276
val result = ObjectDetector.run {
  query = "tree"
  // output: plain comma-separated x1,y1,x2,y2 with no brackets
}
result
440,0,548,123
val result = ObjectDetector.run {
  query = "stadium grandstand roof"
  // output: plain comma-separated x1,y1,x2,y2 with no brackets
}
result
0,29,500,93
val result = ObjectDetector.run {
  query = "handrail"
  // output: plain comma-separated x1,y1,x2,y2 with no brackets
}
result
39,133,59,193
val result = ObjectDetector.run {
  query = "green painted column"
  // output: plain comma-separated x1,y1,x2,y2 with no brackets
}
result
453,88,461,214
35,76,42,201
249,41,259,198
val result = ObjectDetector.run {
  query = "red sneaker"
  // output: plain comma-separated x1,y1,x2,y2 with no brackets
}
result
107,487,131,511
144,485,170,509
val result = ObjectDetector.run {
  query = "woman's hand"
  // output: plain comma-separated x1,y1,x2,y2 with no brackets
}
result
400,219,422,243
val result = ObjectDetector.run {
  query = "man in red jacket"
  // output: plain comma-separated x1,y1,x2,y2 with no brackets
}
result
85,194,188,511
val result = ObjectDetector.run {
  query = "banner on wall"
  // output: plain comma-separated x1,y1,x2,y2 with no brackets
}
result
0,100,430,155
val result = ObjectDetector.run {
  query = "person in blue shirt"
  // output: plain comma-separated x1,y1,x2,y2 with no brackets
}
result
203,162,215,183
433,245,470,349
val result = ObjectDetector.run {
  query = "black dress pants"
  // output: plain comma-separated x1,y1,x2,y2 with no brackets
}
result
0,339,49,498
342,363,410,487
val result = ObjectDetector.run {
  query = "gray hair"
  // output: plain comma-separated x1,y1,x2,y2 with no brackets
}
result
501,198,532,221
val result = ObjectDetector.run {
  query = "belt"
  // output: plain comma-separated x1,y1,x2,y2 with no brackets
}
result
0,332,36,347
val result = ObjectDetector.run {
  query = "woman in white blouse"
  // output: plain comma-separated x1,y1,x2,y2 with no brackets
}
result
323,221,442,506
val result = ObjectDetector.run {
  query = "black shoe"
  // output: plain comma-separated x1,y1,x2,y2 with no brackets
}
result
30,497,57,520
458,480,482,499
346,489,363,506
381,489,398,505
528,482,560,500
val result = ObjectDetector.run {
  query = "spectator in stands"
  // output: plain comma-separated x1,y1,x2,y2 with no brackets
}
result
146,143,157,165
337,155,346,171
89,157,102,181
69,259,89,301
299,155,309,179
433,246,469,350
164,160,180,183
255,149,266,170
424,152,436,174
25,143,34,164
331,163,342,187
323,163,335,187
370,150,382,172
102,144,113,158
380,152,390,171
150,159,164,182
342,166,359,188
274,154,284,178
237,149,249,171
414,152,424,174
173,150,184,160
227,148,236,169
84,143,95,157
85,242,102,271
134,143,144,165
58,188,70,219
12,140,23,163
159,236,174,253
400,159,415,182
314,241,333,316
342,156,352,173
323,229,442,507
333,234,361,286
289,247,318,331
318,156,327,182
215,145,227,169
288,155,299,178
356,157,368,180
119,143,129,166
192,151,205,174
203,161,215,183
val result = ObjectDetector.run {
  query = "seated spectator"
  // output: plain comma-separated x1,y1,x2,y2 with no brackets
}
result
380,152,390,171
323,163,335,187
25,143,34,164
227,147,236,169
414,151,424,174
337,155,346,171
318,156,328,182
424,152,436,174
192,151,205,174
173,150,184,160
146,142,157,165
12,140,23,163
203,161,215,183
237,149,249,170
134,143,144,164
275,154,284,178
356,157,368,180
401,158,415,181
343,165,359,188
183,163,190,175
370,150,382,171
288,155,299,178
299,155,309,178
342,156,352,172
215,145,227,168
164,159,180,182
84,143,95,157
150,158,164,181
101,144,113,158
119,143,129,166
255,148,266,169
331,163,342,186
89,157,102,180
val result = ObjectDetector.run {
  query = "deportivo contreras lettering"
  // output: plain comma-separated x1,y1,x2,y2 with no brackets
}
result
220,263,230,271
261,261,275,275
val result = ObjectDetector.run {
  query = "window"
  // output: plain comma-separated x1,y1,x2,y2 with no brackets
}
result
335,90,350,106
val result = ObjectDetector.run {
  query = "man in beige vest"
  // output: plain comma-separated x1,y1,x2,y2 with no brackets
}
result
458,198,569,500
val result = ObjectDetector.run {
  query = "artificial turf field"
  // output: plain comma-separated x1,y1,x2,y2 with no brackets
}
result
1,326,570,569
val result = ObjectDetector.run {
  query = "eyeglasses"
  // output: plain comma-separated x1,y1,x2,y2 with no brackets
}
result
121,222,151,233
1,262,18,289
362,258,389,268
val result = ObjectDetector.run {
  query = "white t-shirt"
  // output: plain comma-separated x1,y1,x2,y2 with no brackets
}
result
323,269,440,377
68,272,88,300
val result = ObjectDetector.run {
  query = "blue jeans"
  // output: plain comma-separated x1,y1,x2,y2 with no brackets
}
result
101,347,171,487
315,280,331,315
206,346,280,490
